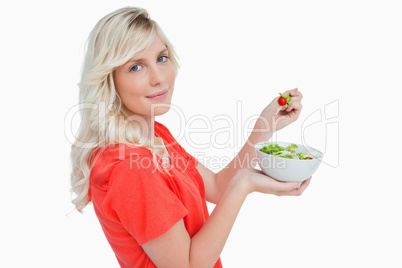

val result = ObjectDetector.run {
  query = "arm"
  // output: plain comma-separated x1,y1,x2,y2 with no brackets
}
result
142,169,311,268
199,88,304,204
141,88,306,266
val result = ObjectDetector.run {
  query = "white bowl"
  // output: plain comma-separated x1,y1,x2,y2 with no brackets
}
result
254,141,324,182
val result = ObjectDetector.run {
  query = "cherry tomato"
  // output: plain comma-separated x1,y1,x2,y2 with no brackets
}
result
278,96,287,106
307,157,313,160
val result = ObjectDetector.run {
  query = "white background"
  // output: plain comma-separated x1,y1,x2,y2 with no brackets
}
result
1,0,401,267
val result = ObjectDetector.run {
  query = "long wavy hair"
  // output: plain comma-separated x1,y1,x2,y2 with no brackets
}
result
70,7,179,212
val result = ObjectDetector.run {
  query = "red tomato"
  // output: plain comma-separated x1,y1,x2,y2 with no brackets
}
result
278,96,287,106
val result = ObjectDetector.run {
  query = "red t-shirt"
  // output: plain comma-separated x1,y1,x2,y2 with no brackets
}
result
89,121,223,268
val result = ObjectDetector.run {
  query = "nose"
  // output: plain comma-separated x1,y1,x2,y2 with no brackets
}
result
149,64,165,86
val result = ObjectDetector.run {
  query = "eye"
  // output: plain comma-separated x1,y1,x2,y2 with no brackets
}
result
130,64,142,72
157,56,168,63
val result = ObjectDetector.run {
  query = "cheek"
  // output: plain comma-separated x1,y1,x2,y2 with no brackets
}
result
166,67,176,86
115,72,144,97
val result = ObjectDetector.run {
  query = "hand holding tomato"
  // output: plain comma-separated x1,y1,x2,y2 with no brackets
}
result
258,88,303,132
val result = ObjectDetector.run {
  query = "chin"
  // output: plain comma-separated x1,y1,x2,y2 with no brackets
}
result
152,104,171,116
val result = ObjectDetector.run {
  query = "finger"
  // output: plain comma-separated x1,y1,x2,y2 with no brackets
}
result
299,177,312,191
282,90,302,112
286,100,302,112
282,88,297,97
285,97,303,111
288,95,302,101
272,180,303,194
248,168,265,174
287,177,312,196
289,88,302,98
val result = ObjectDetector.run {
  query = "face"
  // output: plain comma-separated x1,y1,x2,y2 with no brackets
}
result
114,34,175,120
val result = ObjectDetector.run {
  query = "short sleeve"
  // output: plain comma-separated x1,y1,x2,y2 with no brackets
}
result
102,155,189,245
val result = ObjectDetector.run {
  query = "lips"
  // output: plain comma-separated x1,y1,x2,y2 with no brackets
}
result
146,88,169,98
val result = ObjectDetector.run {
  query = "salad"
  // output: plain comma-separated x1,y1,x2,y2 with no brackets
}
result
276,93,292,115
260,143,316,160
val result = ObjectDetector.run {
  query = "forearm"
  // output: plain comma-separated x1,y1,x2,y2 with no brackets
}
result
189,177,249,267
215,116,273,196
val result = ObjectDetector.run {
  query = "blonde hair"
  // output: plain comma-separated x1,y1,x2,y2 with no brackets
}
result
70,7,179,212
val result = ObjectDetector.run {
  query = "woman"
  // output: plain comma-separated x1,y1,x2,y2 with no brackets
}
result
70,7,310,268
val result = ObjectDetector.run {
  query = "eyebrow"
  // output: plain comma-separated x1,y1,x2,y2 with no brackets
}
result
127,48,168,64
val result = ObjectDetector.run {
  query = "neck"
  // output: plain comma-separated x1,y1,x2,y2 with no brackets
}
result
125,111,156,142
142,115,155,140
